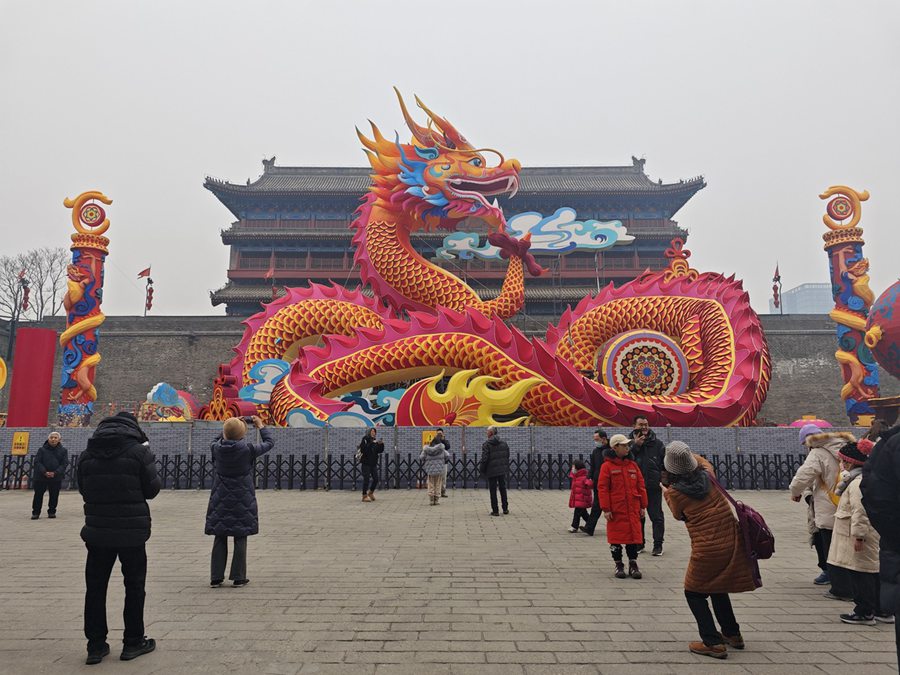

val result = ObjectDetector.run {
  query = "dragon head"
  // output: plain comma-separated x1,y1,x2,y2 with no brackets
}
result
357,88,521,232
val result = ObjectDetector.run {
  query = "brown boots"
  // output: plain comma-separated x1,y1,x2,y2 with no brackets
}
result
367,490,375,501
430,495,440,505
362,491,375,502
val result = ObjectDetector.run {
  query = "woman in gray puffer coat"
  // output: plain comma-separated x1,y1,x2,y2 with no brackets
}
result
420,439,450,506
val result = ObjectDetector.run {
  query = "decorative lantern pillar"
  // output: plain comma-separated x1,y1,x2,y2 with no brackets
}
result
58,191,112,426
819,185,879,426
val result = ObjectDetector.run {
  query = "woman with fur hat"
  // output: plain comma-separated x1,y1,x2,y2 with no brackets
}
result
828,439,894,625
663,440,756,660
789,424,856,599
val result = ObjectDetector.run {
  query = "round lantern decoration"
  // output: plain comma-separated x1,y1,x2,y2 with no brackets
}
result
600,330,690,397
826,196,853,222
80,202,106,228
865,279,900,379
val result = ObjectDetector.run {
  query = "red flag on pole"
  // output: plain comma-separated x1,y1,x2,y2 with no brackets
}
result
264,251,276,281
772,264,781,283
137,267,151,278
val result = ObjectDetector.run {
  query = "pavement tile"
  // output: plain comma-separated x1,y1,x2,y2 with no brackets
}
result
1,489,897,673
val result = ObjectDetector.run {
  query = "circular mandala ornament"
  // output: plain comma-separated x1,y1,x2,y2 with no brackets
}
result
599,330,690,397
80,203,106,228
827,196,853,222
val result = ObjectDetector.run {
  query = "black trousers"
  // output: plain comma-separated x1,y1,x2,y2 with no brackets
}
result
585,486,601,534
211,535,247,582
812,529,829,571
640,487,665,547
819,528,853,597
488,476,508,513
684,590,740,646
571,508,589,529
361,464,379,494
879,546,900,668
848,569,880,617
32,481,60,515
84,544,147,651
610,543,639,562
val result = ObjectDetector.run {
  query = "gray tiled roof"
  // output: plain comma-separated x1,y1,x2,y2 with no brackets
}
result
205,159,705,197
210,283,603,306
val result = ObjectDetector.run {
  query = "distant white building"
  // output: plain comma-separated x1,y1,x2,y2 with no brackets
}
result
770,282,833,314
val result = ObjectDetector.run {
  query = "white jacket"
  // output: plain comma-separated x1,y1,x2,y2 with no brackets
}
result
789,432,854,530
827,475,880,574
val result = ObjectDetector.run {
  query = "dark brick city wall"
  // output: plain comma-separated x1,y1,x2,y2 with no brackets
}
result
1,313,897,426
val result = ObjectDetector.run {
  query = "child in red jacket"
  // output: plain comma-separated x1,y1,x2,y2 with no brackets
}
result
598,434,648,579
568,459,594,533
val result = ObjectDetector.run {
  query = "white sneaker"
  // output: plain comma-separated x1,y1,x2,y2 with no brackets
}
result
875,614,895,624
567,526,578,533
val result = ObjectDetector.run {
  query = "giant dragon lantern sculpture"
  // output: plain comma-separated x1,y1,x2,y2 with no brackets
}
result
58,191,112,426
200,91,771,427
819,186,880,426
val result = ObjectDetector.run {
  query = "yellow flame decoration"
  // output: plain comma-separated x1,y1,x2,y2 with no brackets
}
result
422,369,540,426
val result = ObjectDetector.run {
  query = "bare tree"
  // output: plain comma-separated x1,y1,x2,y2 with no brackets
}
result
0,247,70,321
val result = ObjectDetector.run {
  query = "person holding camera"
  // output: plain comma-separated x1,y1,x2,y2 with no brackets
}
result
358,428,384,502
630,415,667,556
31,431,68,519
205,415,274,588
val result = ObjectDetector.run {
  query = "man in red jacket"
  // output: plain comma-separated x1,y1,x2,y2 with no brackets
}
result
598,434,648,579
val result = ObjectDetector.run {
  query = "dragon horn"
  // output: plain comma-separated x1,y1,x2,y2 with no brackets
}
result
393,87,434,148
414,94,470,150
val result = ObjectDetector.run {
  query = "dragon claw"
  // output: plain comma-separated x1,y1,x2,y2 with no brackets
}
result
486,232,544,277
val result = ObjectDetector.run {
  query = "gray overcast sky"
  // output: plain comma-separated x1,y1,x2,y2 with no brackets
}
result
2,0,898,317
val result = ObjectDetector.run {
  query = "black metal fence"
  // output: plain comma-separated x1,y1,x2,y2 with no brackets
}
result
1,451,806,492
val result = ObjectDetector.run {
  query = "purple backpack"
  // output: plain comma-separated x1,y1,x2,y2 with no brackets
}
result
709,475,774,587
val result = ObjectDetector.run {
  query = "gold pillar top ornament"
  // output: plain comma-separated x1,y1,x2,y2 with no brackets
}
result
63,191,113,253
820,185,868,249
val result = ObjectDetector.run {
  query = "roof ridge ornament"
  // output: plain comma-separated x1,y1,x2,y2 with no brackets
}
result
262,156,276,171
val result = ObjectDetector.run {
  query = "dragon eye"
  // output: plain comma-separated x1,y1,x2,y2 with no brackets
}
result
469,157,483,167
441,164,451,170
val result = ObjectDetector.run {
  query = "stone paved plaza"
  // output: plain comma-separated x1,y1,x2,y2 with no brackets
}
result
1,488,897,674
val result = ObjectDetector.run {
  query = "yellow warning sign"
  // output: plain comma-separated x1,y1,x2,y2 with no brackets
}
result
11,431,30,456
421,430,437,446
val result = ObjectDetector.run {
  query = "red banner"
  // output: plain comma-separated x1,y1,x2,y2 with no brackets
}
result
6,328,57,427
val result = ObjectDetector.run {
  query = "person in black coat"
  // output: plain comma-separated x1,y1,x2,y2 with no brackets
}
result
629,416,667,556
77,412,161,665
861,422,900,667
205,415,274,588
479,426,510,516
31,431,68,519
358,427,384,502
581,429,609,535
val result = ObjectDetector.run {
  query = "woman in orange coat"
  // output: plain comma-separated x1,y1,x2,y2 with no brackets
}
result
597,434,648,579
663,441,757,660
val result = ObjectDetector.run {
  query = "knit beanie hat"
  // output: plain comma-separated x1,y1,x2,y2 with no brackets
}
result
857,438,875,455
664,441,699,475
798,423,822,445
838,441,869,467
